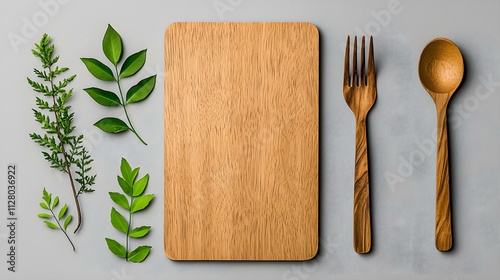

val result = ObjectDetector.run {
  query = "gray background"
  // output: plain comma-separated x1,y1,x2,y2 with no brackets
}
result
1,0,499,279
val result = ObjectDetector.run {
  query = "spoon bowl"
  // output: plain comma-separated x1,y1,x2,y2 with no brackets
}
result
419,38,464,95
418,38,464,252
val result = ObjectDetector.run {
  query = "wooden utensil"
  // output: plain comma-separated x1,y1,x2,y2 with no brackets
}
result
418,38,464,252
164,22,319,260
343,36,377,254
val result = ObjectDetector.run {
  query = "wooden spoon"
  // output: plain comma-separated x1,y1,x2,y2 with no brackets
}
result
418,38,464,252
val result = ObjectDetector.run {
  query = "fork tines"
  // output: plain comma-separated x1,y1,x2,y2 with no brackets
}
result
344,36,375,88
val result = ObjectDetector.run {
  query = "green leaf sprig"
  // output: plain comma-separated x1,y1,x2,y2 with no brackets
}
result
81,24,156,145
38,188,75,251
105,158,154,262
28,34,96,234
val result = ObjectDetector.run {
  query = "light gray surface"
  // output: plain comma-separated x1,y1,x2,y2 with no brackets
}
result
1,0,500,279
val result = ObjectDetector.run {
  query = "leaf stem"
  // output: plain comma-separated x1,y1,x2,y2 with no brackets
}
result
48,65,82,234
114,66,147,145
125,196,134,261
49,208,75,252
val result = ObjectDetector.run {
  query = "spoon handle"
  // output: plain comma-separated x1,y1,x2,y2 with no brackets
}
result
435,100,452,251
353,117,371,254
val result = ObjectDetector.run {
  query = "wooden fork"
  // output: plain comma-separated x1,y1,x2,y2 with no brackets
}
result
343,36,377,254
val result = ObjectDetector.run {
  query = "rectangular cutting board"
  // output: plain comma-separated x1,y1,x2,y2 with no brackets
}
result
164,22,319,261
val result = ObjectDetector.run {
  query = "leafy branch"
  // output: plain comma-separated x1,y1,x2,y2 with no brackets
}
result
38,188,75,251
81,24,156,145
28,34,96,233
105,158,154,262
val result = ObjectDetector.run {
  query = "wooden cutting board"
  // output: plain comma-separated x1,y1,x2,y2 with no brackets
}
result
164,22,319,261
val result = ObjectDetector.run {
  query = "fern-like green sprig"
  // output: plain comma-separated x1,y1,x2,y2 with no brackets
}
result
28,34,96,233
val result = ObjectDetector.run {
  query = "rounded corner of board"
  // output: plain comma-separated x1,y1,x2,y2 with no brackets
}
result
301,245,320,261
302,22,319,35
165,22,182,37
164,249,180,261
164,242,181,261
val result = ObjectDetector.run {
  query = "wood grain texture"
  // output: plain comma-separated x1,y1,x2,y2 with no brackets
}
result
418,38,463,252
164,22,319,260
434,95,452,251
343,36,376,254
353,118,371,254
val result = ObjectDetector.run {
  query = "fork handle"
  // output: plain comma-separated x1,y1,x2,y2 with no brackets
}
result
435,101,452,251
353,117,371,254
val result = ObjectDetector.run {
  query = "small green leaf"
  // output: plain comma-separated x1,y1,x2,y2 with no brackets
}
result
129,226,151,238
64,215,72,230
44,221,59,230
109,192,129,210
81,58,115,81
130,168,140,184
84,88,121,106
128,246,151,263
110,207,128,233
130,194,154,213
105,238,126,258
58,204,68,220
117,176,132,196
120,49,147,78
120,158,132,183
42,188,51,205
52,196,59,209
132,174,149,197
38,213,51,219
126,75,156,104
94,118,129,133
40,202,49,210
102,24,122,65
